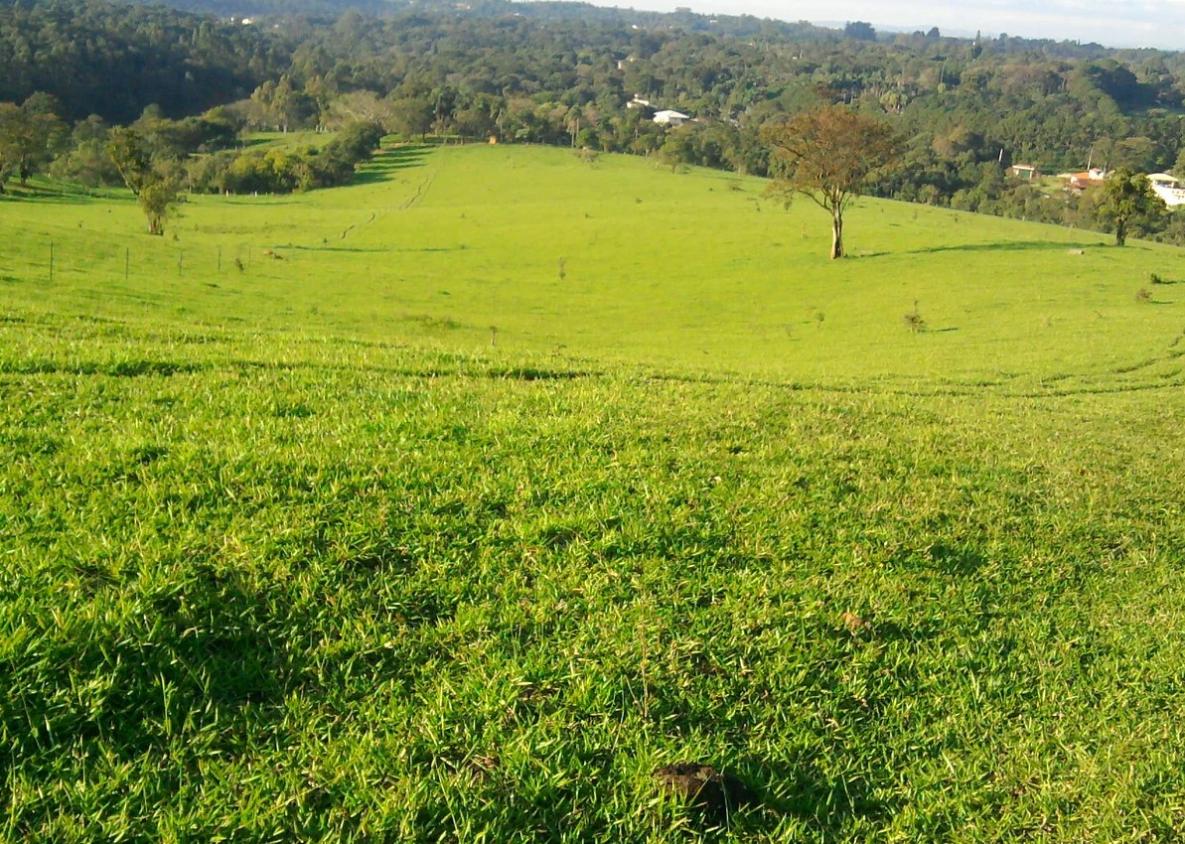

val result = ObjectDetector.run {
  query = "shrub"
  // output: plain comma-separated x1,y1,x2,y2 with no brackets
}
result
903,300,927,332
185,121,383,196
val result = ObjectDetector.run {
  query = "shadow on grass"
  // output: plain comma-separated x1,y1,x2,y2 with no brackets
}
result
900,240,1103,256
288,244,394,253
0,184,116,205
0,358,204,377
351,145,433,185
757,759,895,837
3,562,307,769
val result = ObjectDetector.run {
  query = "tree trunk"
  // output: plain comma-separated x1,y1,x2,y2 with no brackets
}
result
830,208,844,259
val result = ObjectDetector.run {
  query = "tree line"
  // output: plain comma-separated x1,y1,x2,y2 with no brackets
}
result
4,0,1185,243
0,89,383,234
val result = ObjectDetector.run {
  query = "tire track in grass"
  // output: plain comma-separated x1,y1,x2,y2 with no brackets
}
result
398,173,435,211
338,172,434,243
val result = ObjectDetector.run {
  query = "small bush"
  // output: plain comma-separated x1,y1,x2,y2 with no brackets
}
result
903,300,927,332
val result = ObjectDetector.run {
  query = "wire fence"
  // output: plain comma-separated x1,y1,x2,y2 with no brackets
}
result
0,235,299,288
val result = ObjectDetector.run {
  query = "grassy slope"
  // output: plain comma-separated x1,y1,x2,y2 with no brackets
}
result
3,143,1184,388
2,145,1185,841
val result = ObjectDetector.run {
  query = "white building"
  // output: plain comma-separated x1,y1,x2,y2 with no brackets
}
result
653,109,690,127
1062,167,1107,191
1147,173,1185,208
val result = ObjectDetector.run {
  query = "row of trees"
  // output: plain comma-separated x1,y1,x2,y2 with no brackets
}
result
187,122,384,195
2,0,1183,244
11,0,1185,173
0,95,67,191
0,90,383,234
0,82,1167,252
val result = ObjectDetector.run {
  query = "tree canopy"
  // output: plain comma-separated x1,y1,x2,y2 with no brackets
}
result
763,107,900,258
1096,169,1165,246
6,0,1185,243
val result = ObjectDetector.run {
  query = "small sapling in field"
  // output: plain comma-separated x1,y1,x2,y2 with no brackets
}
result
904,300,927,332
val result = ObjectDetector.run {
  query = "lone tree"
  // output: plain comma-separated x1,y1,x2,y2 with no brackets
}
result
106,126,155,196
762,106,899,259
107,126,182,234
1097,168,1164,246
138,171,180,236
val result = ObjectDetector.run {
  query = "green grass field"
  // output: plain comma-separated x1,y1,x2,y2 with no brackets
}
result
3,144,1185,841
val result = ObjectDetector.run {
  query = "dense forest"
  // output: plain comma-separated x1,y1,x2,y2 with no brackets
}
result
5,0,1185,239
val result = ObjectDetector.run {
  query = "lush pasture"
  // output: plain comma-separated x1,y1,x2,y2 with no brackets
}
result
2,146,1185,841
2,143,1183,389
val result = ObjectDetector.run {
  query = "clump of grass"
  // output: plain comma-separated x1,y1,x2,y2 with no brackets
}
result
1150,272,1166,285
1136,287,1152,303
903,300,927,333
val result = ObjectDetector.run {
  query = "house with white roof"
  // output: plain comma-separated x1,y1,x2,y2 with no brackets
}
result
653,109,690,127
1147,173,1185,207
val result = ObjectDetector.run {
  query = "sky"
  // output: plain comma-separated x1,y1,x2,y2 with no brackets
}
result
581,0,1185,50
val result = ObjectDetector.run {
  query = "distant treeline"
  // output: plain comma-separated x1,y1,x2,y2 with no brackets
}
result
7,0,1185,240
0,0,287,123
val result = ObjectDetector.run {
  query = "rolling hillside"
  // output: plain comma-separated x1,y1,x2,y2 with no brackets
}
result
3,144,1184,391
2,146,1185,841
